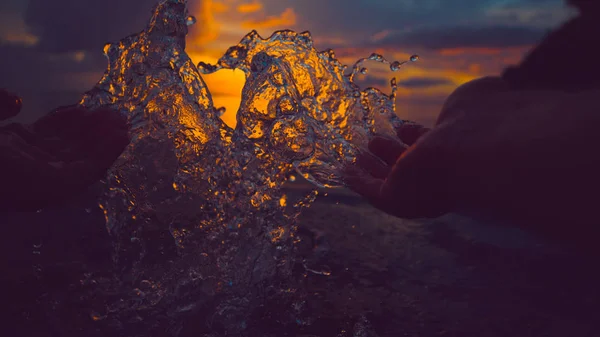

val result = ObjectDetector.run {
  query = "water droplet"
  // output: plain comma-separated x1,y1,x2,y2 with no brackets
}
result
410,54,420,62
185,15,196,26
325,49,336,59
368,53,384,62
390,61,403,71
289,175,296,182
359,67,368,75
103,43,112,56
216,107,226,116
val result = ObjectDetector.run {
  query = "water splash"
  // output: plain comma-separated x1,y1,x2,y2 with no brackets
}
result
78,0,417,334
197,33,417,187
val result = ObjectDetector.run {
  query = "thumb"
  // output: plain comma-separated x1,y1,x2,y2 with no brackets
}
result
343,165,404,217
381,129,456,218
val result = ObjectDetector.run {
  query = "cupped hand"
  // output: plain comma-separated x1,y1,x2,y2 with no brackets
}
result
344,76,600,243
344,77,512,218
0,91,130,212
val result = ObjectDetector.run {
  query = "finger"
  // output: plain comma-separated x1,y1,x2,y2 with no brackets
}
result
356,150,390,179
343,165,407,217
367,136,407,166
0,144,97,212
83,109,130,168
380,139,454,219
32,105,88,139
32,106,129,167
395,122,430,146
343,165,385,203
1,130,57,163
87,131,129,170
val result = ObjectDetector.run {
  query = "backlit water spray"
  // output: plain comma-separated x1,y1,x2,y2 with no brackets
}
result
79,0,418,334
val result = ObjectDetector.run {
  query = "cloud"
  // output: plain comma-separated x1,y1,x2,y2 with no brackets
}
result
0,42,107,123
188,0,227,47
395,93,450,126
241,8,296,29
374,25,547,50
397,77,453,88
24,0,160,53
437,47,527,56
237,2,263,14
261,0,566,38
484,4,576,28
354,76,390,89
0,11,39,46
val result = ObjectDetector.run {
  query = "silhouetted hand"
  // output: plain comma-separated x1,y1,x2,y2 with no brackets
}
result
345,77,600,245
0,90,130,212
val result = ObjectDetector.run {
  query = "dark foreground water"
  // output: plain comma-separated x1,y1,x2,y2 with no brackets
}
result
1,182,598,337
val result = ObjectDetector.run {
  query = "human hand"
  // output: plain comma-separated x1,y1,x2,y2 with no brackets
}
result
344,77,600,240
0,91,130,212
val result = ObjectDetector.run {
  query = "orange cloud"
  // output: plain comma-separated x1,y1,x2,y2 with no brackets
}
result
1,32,39,46
188,0,230,46
469,63,481,74
371,30,392,42
212,2,229,13
0,11,39,46
242,8,296,29
237,2,263,14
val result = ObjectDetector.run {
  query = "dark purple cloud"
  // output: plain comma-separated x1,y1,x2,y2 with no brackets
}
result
374,25,548,50
0,43,105,122
1,0,164,122
263,0,569,40
354,76,389,89
24,0,160,53
397,77,453,88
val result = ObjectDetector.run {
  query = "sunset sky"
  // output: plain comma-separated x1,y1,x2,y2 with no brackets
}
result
0,0,576,127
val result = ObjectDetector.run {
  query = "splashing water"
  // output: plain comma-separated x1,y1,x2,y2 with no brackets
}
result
197,34,419,187
78,0,418,334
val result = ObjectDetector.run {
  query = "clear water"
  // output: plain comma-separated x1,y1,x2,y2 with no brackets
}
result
78,0,417,334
